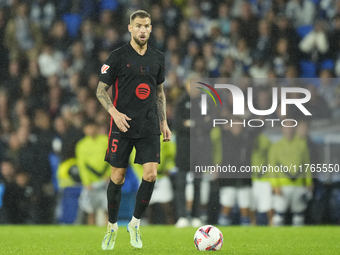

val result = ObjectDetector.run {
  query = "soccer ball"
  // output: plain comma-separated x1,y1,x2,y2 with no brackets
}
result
194,225,223,251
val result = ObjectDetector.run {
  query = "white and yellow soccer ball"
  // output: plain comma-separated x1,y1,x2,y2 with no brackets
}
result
194,225,223,251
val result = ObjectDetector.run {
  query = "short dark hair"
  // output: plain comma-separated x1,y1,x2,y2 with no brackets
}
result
130,10,151,23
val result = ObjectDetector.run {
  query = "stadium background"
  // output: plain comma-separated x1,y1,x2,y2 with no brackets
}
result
0,0,339,226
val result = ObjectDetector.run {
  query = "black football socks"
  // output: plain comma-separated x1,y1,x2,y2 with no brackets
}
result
107,179,123,223
133,178,155,219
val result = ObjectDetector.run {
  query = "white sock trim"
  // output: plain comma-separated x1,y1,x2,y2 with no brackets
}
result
130,216,140,227
108,222,118,231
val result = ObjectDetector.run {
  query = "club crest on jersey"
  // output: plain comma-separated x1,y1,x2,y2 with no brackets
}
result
101,64,110,74
140,66,149,75
136,83,150,100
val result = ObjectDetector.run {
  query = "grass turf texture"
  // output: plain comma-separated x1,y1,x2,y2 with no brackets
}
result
0,225,339,254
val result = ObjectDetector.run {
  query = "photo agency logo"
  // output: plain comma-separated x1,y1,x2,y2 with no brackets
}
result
196,79,312,127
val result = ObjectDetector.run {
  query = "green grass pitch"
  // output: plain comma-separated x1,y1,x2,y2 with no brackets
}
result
0,225,339,254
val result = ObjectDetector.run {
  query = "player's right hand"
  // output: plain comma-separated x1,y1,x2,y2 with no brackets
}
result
110,108,131,132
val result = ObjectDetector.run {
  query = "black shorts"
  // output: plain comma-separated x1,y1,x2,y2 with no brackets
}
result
105,134,160,168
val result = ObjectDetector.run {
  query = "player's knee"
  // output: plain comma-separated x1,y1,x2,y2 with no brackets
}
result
111,167,127,184
111,172,126,184
144,173,157,182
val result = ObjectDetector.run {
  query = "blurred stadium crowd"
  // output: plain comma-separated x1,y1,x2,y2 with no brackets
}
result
0,0,340,226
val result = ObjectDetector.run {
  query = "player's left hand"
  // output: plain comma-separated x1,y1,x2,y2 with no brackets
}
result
161,121,171,142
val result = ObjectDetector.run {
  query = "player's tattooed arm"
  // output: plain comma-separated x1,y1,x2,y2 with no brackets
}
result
156,84,166,122
96,81,131,132
96,81,113,111
156,84,171,141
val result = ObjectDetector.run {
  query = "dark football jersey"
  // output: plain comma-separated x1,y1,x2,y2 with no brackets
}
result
99,43,165,138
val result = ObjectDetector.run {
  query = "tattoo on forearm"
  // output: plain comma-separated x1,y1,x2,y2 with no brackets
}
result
96,81,113,111
156,84,166,123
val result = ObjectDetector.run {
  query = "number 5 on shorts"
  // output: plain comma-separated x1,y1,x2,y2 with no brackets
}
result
111,139,118,153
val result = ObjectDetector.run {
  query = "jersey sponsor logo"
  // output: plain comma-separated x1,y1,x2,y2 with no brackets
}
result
101,64,110,74
136,83,150,100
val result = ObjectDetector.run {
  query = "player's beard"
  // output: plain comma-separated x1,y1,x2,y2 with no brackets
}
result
133,35,148,46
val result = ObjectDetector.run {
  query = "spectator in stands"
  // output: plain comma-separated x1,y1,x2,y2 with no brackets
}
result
299,20,329,65
273,13,301,55
165,35,180,69
57,0,97,21
3,170,34,224
11,99,27,130
47,84,64,119
188,4,210,42
53,116,68,157
238,2,259,48
0,159,16,187
49,20,73,54
254,19,274,62
0,89,9,121
219,56,243,78
182,40,200,75
209,21,230,58
202,41,220,77
30,0,56,35
149,4,163,29
305,84,331,119
4,2,43,61
229,18,242,48
3,60,21,104
0,159,17,223
101,26,124,51
96,10,114,38
251,0,272,18
191,56,208,77
79,19,100,58
249,53,270,79
151,25,166,52
225,38,253,71
286,0,316,27
199,0,215,18
162,0,182,35
178,20,194,57
28,59,48,96
69,41,85,73
19,74,41,112
0,8,8,81
38,42,63,78
328,14,340,59
214,2,232,36
320,0,339,20
318,69,340,118
166,53,186,83
271,37,298,77
87,73,100,95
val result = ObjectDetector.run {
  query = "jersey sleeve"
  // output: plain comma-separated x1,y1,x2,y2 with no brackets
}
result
156,54,165,85
99,50,120,86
